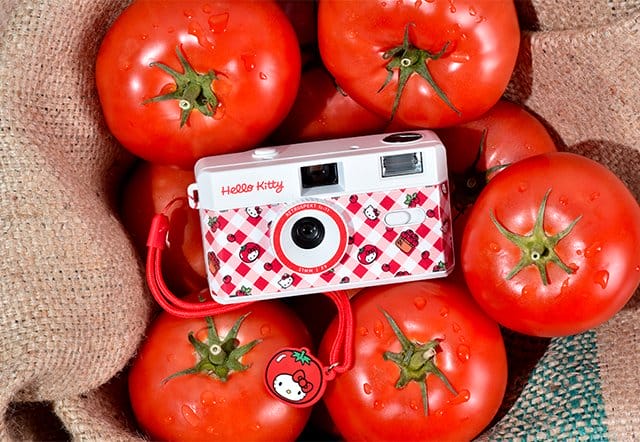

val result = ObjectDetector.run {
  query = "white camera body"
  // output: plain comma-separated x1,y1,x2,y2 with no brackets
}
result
188,131,454,304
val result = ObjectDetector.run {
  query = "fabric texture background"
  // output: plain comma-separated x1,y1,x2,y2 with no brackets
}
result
0,0,638,440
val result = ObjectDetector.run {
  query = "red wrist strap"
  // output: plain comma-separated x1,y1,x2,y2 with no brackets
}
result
146,198,355,407
145,198,253,318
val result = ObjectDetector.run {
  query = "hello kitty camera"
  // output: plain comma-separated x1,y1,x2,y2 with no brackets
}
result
187,130,454,304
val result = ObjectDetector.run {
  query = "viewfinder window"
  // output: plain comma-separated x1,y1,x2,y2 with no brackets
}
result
300,163,340,188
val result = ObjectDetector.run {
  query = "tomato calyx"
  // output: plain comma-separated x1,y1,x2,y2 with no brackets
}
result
379,23,460,121
145,46,219,127
380,309,457,415
163,313,261,383
451,129,509,217
491,189,582,285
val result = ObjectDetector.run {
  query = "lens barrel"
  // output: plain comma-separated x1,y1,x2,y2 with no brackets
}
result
291,217,325,249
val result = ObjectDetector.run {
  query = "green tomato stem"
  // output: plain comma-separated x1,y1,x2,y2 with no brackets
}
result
379,23,460,122
381,309,457,416
491,188,581,285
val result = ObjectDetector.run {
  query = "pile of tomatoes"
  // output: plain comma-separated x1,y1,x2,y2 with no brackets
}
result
96,1,640,440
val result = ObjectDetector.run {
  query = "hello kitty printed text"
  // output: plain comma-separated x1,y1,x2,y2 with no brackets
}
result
220,179,284,196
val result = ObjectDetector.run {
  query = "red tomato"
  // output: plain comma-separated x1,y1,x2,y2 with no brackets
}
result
317,0,520,128
96,0,301,169
119,161,206,295
319,281,507,441
270,65,388,144
277,0,318,48
436,99,558,217
461,152,640,337
128,295,313,441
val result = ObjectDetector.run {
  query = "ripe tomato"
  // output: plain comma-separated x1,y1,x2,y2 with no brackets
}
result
461,152,640,337
96,0,301,169
270,65,388,144
319,281,507,441
317,0,520,128
119,161,206,295
128,295,313,441
436,99,558,217
277,0,318,48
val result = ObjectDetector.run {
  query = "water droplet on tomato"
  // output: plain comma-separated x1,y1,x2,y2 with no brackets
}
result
160,83,177,95
208,12,229,33
452,322,461,333
468,6,477,16
589,191,600,201
181,404,200,427
414,0,422,7
374,319,385,338
140,33,148,40
363,383,373,395
202,3,213,13
213,102,225,120
451,389,471,404
636,265,640,272
457,344,470,362
448,0,457,13
561,277,571,294
413,296,427,310
167,26,175,34
450,52,470,63
241,54,256,72
260,324,271,336
206,426,218,435
373,400,385,410
166,353,176,363
440,307,449,317
409,400,420,411
521,285,536,297
489,242,501,252
359,326,369,336
200,391,216,406
183,9,195,19
163,415,174,425
584,242,603,258
195,328,208,341
559,195,569,206
518,182,529,192
259,72,268,80
594,270,609,289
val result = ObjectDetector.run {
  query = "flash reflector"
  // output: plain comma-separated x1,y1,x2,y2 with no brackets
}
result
381,152,423,177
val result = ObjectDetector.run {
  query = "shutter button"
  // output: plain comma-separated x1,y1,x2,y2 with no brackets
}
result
252,147,278,159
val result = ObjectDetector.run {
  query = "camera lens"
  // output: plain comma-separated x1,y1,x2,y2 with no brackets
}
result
291,217,325,249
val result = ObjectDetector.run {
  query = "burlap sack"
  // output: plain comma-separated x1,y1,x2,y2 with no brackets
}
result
0,0,638,440
0,0,151,439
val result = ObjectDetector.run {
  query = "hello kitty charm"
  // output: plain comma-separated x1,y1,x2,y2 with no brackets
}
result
264,347,327,408
188,131,454,304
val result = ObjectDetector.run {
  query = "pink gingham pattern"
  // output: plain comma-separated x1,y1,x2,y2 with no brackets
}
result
200,182,453,302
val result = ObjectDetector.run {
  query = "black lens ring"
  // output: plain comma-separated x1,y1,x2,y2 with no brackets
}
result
291,217,325,250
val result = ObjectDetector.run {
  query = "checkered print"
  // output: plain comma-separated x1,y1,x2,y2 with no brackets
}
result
199,183,454,302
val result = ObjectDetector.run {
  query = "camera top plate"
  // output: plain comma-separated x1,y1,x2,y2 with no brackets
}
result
188,130,448,211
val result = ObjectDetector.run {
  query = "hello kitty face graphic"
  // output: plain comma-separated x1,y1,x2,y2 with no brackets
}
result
273,372,309,402
278,274,295,289
245,206,262,218
239,242,262,263
363,204,380,220
357,245,380,265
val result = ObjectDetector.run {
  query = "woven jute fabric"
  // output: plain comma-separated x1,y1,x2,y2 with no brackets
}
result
0,0,638,440
0,0,151,439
